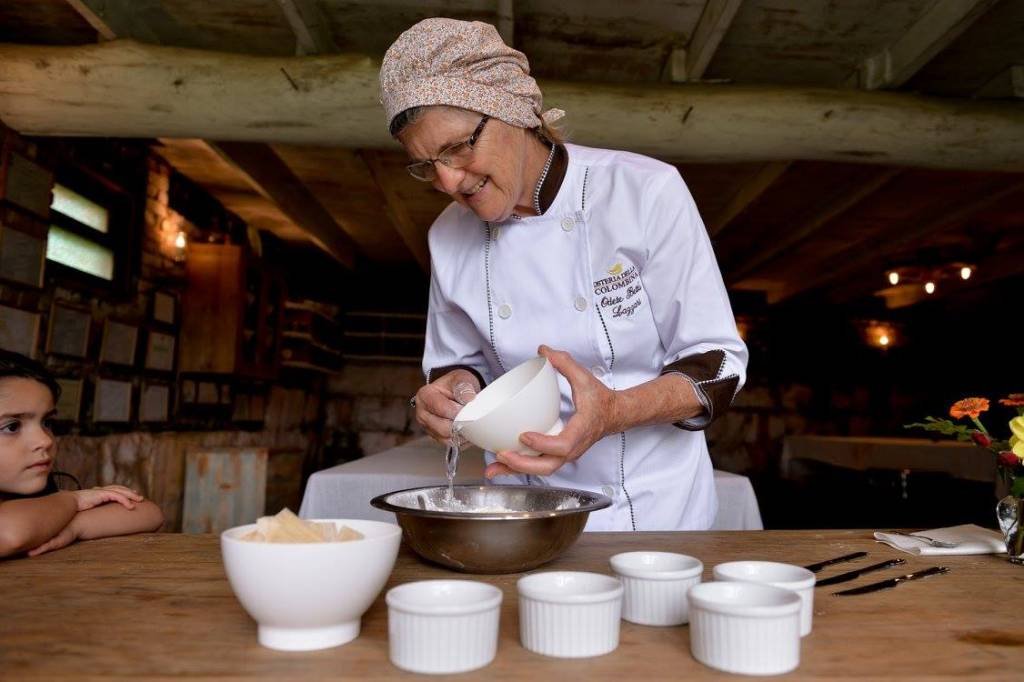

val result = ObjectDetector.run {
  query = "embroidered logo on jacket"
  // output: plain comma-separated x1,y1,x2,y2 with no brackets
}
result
594,264,644,318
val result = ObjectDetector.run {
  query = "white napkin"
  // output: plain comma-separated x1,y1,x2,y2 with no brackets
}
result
874,524,1006,556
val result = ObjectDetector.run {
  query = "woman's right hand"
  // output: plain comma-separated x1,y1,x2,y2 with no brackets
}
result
71,485,144,512
414,370,479,443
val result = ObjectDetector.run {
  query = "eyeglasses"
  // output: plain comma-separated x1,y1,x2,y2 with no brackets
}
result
405,115,490,182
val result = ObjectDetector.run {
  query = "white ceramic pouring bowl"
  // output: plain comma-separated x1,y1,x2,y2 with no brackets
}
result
454,356,563,456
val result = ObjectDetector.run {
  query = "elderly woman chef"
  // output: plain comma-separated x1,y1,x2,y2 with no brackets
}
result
383,18,748,531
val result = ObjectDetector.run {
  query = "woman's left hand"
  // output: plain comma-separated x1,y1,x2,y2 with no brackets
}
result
485,345,619,478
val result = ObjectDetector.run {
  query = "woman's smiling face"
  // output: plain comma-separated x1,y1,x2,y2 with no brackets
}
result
398,106,532,222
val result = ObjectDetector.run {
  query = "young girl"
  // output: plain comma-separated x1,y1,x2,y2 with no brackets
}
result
0,350,163,558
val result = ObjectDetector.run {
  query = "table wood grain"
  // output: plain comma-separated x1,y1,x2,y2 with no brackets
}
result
2,530,1022,679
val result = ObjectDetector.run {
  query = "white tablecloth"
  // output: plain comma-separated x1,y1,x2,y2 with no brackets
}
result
781,435,992,482
300,437,763,530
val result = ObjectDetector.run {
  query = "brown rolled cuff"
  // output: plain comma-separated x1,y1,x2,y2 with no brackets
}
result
427,364,487,391
661,349,740,431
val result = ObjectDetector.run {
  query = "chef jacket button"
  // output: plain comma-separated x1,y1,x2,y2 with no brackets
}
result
498,304,512,319
574,296,588,312
601,485,616,498
561,216,575,232
492,226,501,240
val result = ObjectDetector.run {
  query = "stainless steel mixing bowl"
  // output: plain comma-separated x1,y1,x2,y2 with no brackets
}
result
370,485,612,574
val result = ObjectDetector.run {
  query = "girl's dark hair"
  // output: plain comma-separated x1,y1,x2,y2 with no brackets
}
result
0,350,61,403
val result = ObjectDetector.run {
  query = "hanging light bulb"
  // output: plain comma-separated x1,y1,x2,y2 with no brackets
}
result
960,266,972,280
924,281,936,294
887,270,900,286
879,334,890,347
174,231,187,262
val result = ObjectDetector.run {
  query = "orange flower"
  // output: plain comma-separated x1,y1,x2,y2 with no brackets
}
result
999,394,1024,407
949,397,990,420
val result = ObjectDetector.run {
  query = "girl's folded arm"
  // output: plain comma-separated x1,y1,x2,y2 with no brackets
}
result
0,491,79,557
73,499,165,541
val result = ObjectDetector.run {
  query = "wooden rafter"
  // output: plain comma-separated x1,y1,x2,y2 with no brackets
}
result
207,141,355,268
850,0,1000,90
769,179,1024,303
680,0,743,82
727,168,901,283
274,0,336,56
359,150,430,273
4,41,1024,171
975,65,1024,99
707,161,789,236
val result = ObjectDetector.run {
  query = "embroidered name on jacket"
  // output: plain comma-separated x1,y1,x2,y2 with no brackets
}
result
594,263,644,318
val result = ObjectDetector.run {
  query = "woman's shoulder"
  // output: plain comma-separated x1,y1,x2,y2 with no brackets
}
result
569,142,679,186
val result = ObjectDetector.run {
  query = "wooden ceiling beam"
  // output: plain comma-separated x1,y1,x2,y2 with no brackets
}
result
727,168,901,283
769,179,1024,304
706,161,789,236
62,8,352,264
848,0,1000,90
358,150,430,273
3,40,1024,171
206,141,356,268
274,0,337,56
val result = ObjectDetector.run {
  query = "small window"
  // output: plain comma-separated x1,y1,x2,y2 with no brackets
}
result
50,184,109,233
47,178,126,286
46,226,114,280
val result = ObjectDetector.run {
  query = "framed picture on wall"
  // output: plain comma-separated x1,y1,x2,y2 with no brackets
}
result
151,290,177,326
0,304,40,358
144,331,176,372
0,221,46,288
99,319,138,366
0,152,53,219
54,377,84,422
47,301,91,358
93,378,132,423
139,382,170,423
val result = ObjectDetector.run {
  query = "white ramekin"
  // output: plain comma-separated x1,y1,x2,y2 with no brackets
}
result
712,560,816,636
517,571,623,658
688,582,802,676
609,551,704,626
386,580,503,674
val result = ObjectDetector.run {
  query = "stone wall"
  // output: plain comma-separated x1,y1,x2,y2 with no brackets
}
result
321,360,426,464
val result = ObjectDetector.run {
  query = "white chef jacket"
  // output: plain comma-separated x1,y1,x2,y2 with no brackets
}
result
423,143,748,531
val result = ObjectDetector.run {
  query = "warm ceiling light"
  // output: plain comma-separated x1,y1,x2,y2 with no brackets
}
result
174,231,187,249
879,334,890,346
924,281,936,294
888,271,900,286
960,266,972,280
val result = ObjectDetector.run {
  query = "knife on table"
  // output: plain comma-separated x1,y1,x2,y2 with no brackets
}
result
803,551,868,573
815,558,905,587
832,566,950,596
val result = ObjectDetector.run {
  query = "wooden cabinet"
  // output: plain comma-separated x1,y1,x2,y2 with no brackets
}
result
179,243,284,379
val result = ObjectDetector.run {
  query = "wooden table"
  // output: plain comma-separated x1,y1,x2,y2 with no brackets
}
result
2,531,1022,679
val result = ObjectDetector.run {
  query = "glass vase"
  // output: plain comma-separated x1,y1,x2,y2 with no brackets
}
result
996,495,1024,564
